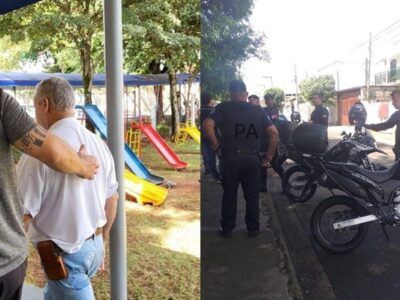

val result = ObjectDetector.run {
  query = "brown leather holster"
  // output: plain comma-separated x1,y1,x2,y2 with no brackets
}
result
37,240,69,281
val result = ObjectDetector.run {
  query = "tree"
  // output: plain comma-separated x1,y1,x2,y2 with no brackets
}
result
264,87,284,108
0,37,31,71
201,0,268,99
0,0,104,120
298,75,336,105
123,0,200,137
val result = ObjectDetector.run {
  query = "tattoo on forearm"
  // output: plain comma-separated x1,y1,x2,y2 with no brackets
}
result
34,127,46,139
20,127,45,150
20,133,35,150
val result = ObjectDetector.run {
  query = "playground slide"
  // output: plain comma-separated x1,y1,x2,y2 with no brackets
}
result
77,104,164,185
124,170,167,206
185,127,200,144
138,124,187,170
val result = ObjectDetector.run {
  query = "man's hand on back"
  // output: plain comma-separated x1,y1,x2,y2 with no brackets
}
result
77,145,99,179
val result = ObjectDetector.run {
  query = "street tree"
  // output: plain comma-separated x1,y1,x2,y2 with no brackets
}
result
123,0,200,137
299,75,336,105
264,87,285,109
0,0,104,111
201,0,268,99
0,37,31,71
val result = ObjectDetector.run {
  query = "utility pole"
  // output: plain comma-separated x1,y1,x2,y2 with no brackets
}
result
366,32,372,101
336,70,340,125
294,64,299,111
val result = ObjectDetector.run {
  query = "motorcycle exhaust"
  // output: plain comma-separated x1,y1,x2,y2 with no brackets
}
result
333,215,378,230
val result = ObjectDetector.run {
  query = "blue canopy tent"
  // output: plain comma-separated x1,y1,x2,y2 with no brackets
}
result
0,1,128,298
0,72,200,128
0,0,42,15
0,72,200,87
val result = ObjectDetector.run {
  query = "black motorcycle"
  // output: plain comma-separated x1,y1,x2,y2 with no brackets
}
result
310,158,400,253
282,127,385,203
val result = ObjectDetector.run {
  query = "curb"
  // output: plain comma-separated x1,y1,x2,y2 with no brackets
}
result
266,176,337,300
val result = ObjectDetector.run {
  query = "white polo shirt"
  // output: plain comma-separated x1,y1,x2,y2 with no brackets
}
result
16,117,118,253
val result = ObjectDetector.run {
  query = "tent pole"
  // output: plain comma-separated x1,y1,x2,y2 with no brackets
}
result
190,85,195,127
138,85,142,125
151,89,157,129
103,0,127,299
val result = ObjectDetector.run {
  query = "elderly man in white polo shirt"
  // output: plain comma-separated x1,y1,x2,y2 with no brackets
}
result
16,77,119,300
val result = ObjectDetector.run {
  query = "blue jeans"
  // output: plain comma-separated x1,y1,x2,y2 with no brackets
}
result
201,139,219,179
44,235,104,300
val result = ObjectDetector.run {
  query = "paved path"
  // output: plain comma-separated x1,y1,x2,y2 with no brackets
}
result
22,283,43,300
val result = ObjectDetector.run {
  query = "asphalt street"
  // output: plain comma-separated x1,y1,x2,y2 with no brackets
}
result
269,128,400,300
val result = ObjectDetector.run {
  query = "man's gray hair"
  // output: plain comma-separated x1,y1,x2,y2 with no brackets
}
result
35,77,76,111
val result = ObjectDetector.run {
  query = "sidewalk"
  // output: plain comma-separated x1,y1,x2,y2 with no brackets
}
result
201,174,302,300
22,283,43,300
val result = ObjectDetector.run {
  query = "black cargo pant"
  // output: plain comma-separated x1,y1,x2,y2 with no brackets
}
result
220,152,261,232
0,260,27,300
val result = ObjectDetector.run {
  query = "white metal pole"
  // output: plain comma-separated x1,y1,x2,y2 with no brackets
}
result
190,86,195,127
103,0,127,299
151,91,157,129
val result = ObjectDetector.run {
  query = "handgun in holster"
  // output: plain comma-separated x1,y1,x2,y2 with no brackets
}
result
37,240,69,281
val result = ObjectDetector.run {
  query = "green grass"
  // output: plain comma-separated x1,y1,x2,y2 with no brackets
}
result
25,137,200,300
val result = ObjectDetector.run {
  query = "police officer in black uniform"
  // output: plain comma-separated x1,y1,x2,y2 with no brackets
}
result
200,92,220,181
365,89,400,160
264,94,280,123
203,80,279,238
263,93,286,180
310,93,329,126
248,94,268,192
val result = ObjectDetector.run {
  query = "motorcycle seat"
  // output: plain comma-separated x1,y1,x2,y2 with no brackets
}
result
342,161,399,183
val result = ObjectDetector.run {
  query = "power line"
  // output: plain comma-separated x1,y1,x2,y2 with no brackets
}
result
319,18,400,71
348,18,400,54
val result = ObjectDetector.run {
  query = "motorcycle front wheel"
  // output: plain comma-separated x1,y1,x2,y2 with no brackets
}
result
282,165,317,203
310,196,369,254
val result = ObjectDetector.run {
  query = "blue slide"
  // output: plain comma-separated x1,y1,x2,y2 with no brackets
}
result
76,104,164,185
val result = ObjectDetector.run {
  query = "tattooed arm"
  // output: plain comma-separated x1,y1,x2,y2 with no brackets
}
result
13,125,99,179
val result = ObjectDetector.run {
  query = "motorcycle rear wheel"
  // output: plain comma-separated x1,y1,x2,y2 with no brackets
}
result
310,196,369,254
282,165,317,203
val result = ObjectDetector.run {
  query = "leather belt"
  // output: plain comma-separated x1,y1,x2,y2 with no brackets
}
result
224,148,259,156
85,227,103,241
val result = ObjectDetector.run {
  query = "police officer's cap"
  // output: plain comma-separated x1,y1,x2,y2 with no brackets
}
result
229,80,247,93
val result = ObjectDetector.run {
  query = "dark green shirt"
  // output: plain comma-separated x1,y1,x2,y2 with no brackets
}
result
0,89,36,276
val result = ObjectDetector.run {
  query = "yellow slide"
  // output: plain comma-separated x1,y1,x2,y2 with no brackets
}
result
185,127,200,144
124,170,168,206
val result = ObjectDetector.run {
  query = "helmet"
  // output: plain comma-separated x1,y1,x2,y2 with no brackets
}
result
290,111,301,124
348,102,367,125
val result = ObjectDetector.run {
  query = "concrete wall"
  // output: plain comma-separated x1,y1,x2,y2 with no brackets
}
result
281,100,337,125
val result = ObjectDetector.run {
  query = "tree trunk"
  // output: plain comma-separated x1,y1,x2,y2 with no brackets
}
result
80,40,95,132
168,69,180,138
154,85,164,122
177,86,182,123
185,73,194,125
